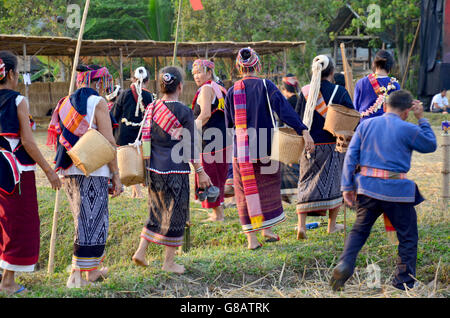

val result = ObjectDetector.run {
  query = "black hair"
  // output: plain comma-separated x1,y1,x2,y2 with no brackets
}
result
372,50,395,73
321,57,335,79
334,73,346,86
386,89,413,111
283,73,298,93
0,51,18,85
159,66,183,94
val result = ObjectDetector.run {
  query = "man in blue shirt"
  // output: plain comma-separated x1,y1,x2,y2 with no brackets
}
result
330,90,437,291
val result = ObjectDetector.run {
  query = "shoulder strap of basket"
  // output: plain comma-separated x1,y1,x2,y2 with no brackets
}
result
263,79,277,128
301,84,328,118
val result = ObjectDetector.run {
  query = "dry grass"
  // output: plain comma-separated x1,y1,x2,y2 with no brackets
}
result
4,121,448,299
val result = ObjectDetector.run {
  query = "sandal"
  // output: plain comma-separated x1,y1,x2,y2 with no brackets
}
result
248,242,262,251
264,234,280,243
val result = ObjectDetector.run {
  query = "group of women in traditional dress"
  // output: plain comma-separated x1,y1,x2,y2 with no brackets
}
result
0,45,400,293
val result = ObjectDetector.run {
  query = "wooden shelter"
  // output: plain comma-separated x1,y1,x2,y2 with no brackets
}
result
0,34,306,116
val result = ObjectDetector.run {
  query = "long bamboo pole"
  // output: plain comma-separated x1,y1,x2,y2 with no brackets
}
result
401,19,421,87
48,0,91,274
172,0,183,65
340,43,354,101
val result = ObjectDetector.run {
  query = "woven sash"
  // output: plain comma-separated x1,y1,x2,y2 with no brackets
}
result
368,73,383,95
233,80,264,229
301,84,328,118
360,166,407,180
142,100,183,161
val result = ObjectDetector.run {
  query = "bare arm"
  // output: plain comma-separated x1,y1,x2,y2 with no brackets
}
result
17,99,61,190
94,98,123,197
195,86,215,129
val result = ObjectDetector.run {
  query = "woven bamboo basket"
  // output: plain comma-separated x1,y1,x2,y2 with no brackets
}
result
270,127,304,165
117,145,145,186
67,129,116,177
323,104,361,136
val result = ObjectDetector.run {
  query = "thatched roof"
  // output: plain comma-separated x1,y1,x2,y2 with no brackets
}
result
1,34,306,58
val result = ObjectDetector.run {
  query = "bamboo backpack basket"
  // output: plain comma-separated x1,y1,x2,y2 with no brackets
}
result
67,102,116,177
263,79,305,165
322,86,361,152
116,103,152,186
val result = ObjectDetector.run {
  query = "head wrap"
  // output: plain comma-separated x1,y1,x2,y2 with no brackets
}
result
0,58,6,81
76,66,113,93
236,47,261,74
282,75,299,90
193,59,215,71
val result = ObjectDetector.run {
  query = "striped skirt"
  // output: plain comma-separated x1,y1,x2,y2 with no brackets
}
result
0,171,39,272
141,172,189,247
296,143,344,215
64,175,109,271
233,160,285,233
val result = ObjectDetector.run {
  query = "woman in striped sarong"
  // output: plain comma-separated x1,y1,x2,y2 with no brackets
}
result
294,55,354,240
132,66,211,274
224,48,314,250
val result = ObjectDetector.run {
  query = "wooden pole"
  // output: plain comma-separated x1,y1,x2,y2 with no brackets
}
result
401,19,421,87
283,48,287,76
119,48,124,88
23,44,29,101
344,205,347,242
48,0,91,274
442,134,450,212
172,0,183,65
340,43,355,101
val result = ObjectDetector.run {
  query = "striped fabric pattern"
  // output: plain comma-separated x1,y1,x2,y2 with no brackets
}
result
140,227,184,247
368,73,383,95
296,197,343,214
233,80,264,229
142,100,183,160
72,254,105,272
301,85,328,118
360,166,407,180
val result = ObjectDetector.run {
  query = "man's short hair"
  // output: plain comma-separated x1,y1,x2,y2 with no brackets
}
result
386,89,413,111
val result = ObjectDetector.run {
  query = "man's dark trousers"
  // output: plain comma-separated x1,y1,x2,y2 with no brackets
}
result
338,195,418,289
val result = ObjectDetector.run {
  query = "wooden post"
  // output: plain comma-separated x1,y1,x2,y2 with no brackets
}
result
23,44,29,101
401,19,421,87
443,133,450,212
283,48,287,76
340,43,354,101
172,0,183,65
48,0,91,274
119,48,124,88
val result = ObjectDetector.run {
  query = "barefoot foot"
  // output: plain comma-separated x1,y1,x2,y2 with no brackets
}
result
297,228,307,240
162,263,185,274
132,254,149,267
328,224,345,234
86,267,109,282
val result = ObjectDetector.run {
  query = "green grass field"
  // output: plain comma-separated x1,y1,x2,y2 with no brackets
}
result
1,114,449,298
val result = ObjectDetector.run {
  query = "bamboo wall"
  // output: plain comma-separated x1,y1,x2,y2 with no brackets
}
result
18,80,232,117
